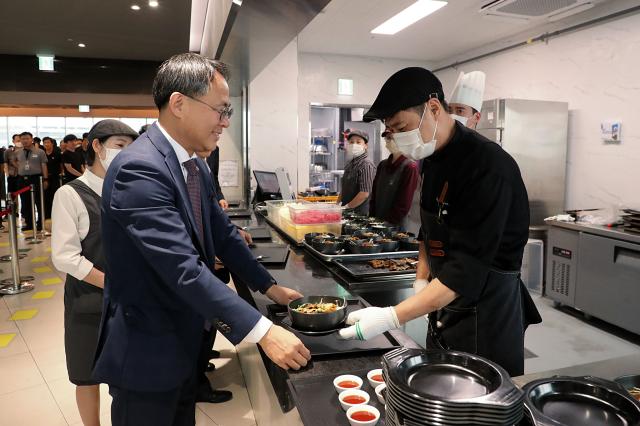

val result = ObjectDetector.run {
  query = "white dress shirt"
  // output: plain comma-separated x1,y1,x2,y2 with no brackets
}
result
157,123,273,344
51,170,103,281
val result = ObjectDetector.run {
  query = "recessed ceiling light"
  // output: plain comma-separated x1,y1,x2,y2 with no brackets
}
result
148,0,159,7
78,43,86,48
131,4,141,10
371,0,447,35
37,55,55,71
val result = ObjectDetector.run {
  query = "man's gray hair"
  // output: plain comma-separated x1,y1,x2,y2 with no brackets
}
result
152,52,230,110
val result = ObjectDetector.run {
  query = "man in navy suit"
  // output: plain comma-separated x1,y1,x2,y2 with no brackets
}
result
94,53,311,426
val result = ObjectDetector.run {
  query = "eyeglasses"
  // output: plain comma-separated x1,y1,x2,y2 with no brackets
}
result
182,94,233,121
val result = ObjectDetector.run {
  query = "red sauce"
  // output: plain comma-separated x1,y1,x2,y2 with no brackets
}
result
371,374,384,382
350,411,376,422
342,395,366,404
338,380,359,388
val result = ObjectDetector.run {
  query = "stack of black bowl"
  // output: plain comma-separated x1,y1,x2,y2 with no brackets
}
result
382,348,524,426
522,376,640,426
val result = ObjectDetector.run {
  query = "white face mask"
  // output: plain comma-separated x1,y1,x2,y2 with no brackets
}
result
100,147,122,170
392,106,438,160
450,114,470,127
385,138,400,155
345,143,365,160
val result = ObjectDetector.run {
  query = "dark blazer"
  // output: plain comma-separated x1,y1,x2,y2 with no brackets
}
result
93,123,274,392
205,147,225,202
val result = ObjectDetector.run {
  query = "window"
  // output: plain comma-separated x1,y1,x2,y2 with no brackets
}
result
8,117,37,140
37,117,66,141
0,117,8,147
120,118,147,134
65,117,93,138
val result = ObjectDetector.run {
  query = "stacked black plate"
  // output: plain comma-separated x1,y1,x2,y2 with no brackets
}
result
621,209,640,234
382,348,524,425
523,376,640,426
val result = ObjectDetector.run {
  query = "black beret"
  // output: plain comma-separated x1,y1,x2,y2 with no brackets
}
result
88,119,138,142
363,67,444,122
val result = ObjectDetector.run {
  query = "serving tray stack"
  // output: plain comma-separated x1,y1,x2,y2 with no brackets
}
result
382,348,524,425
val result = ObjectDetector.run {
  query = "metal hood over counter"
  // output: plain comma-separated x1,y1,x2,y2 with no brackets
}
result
214,0,330,96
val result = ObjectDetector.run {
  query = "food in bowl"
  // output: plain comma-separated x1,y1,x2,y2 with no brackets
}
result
367,369,384,388
629,387,640,400
293,301,339,314
346,404,380,426
338,389,370,411
333,375,364,393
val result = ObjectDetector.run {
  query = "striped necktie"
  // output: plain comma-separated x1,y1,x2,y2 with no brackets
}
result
182,159,204,242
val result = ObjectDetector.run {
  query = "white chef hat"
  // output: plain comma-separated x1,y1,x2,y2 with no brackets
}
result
449,71,486,112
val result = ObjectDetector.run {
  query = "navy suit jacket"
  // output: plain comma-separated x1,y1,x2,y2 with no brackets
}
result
93,123,274,392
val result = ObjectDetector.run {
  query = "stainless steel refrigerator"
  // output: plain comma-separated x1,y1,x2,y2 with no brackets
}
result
476,98,569,228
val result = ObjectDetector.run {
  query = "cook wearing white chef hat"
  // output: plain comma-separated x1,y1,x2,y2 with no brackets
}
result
448,70,485,129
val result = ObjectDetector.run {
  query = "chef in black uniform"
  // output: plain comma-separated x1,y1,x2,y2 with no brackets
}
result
339,67,541,376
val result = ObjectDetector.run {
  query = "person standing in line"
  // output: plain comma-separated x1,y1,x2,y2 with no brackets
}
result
52,119,137,426
13,132,48,231
336,130,376,216
62,134,85,183
43,136,63,219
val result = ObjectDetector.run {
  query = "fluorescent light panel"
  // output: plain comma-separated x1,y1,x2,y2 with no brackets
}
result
78,105,90,112
371,0,447,35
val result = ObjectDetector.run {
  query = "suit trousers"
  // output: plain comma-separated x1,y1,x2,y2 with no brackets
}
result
109,371,197,426
18,175,43,230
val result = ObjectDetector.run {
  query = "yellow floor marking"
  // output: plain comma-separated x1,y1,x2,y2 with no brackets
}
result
42,277,63,285
45,247,52,253
33,266,52,274
10,309,38,321
0,242,9,247
0,333,17,348
30,256,49,263
32,290,55,300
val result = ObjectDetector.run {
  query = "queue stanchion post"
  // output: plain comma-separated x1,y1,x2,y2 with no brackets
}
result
0,194,35,294
38,176,50,237
25,184,42,244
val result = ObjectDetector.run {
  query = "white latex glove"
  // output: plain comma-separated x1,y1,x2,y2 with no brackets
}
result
338,307,400,340
413,278,428,294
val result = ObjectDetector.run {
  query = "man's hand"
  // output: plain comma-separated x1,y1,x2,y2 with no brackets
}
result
238,229,253,245
219,199,229,210
338,307,399,340
43,180,49,190
259,325,311,370
265,285,303,305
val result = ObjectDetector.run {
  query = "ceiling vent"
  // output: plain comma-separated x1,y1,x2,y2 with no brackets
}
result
480,0,597,22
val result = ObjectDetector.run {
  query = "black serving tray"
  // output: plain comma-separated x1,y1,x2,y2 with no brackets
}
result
244,226,272,240
226,208,253,218
250,243,290,265
266,300,401,357
333,256,418,279
288,367,386,426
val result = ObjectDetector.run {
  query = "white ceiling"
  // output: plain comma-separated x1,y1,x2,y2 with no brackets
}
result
297,0,623,63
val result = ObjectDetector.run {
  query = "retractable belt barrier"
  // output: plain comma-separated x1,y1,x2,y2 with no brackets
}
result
0,194,35,295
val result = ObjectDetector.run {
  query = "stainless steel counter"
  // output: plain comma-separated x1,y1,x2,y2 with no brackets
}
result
547,220,640,245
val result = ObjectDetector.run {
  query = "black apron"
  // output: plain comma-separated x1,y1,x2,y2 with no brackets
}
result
420,202,541,377
341,161,369,216
64,179,105,385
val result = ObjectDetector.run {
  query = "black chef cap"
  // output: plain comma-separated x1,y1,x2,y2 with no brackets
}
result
88,119,139,142
363,67,445,122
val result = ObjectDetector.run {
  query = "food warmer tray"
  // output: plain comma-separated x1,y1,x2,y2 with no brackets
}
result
303,241,418,263
333,256,418,279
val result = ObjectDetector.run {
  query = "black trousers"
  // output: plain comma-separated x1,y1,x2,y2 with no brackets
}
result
44,175,60,219
197,328,217,393
109,372,197,426
17,175,43,230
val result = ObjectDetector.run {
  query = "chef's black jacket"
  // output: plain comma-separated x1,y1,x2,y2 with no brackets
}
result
419,121,540,376
419,121,529,301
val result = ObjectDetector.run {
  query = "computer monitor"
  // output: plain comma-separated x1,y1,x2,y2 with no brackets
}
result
253,170,281,202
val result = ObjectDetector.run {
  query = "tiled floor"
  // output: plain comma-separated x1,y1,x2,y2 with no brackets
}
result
1,219,638,426
0,220,256,426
